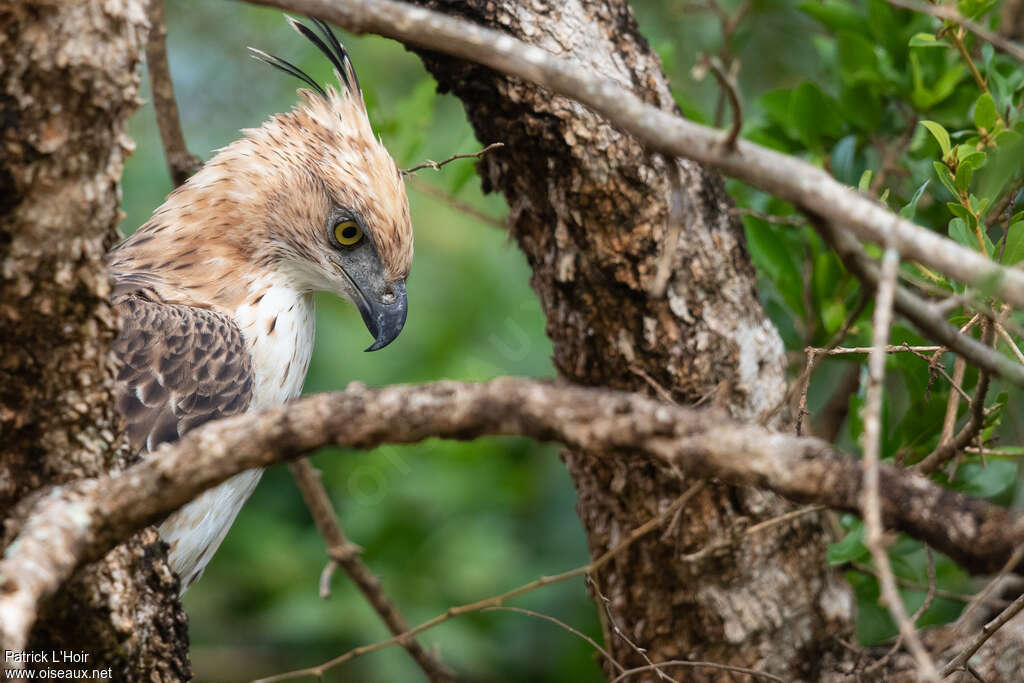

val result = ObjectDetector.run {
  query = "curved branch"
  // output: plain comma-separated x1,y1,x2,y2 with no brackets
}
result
243,0,1024,315
0,378,1020,653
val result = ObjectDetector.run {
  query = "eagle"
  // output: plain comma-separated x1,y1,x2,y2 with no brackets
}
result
107,18,413,592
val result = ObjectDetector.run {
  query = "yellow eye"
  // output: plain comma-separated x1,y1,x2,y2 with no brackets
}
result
333,220,364,246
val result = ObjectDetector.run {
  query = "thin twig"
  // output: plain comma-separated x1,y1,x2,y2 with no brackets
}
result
406,175,508,230
483,606,625,674
402,142,504,175
610,659,783,683
692,54,742,149
916,320,995,475
763,293,867,431
145,0,202,186
861,246,939,681
995,322,1024,365
943,588,1024,677
288,459,453,683
851,561,998,609
255,482,706,682
729,207,806,227
817,345,943,355
904,345,973,402
590,576,671,681
885,0,1024,63
681,505,825,562
955,546,1024,640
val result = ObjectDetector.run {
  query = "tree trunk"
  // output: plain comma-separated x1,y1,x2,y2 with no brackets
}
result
411,1,856,678
0,2,189,678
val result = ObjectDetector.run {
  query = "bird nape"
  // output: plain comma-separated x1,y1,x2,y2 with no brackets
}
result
107,16,413,593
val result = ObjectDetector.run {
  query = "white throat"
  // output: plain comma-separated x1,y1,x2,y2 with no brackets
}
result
233,275,317,407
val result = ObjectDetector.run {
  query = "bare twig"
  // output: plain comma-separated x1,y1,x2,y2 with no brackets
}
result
955,546,1024,641
995,321,1024,365
941,356,969,443
943,589,1024,677
763,293,867,431
245,0,1024,311
406,175,508,230
255,482,705,682
288,459,453,682
852,560,997,609
692,54,742,149
590,576,672,681
730,207,806,227
483,606,624,675
681,504,825,562
402,142,504,175
885,0,1024,64
818,345,943,355
609,660,783,683
3,378,1023,654
860,246,939,681
916,320,995,475
145,0,202,186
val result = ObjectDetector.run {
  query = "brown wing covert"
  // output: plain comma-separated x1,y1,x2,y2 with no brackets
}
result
113,295,254,452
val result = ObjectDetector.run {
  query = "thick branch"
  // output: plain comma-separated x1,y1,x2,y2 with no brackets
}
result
243,0,1024,314
0,378,1020,651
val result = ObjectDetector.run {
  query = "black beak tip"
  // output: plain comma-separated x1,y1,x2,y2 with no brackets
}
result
359,284,407,352
364,337,392,352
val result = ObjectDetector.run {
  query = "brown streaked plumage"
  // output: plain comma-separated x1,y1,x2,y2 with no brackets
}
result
109,17,413,592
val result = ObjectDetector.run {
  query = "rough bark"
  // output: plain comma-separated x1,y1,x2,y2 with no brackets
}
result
0,2,189,678
409,1,854,678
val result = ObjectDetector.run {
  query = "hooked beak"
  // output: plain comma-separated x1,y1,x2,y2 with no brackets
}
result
355,279,408,352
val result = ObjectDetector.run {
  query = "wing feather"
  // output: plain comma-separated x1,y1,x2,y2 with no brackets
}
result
113,295,254,453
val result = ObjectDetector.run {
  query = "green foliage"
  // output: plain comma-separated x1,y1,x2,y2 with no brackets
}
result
695,0,1024,649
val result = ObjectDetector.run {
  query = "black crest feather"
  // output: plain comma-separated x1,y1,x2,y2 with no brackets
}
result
250,16,361,100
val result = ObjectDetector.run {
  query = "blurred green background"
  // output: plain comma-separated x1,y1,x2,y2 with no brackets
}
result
121,1,1022,680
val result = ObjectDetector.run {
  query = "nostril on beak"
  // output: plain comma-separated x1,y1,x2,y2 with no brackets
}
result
381,286,396,305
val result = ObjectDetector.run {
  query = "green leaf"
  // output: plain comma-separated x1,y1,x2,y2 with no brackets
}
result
911,56,967,109
859,169,873,192
828,522,869,565
957,149,987,171
1002,221,1024,264
948,460,1018,499
974,92,998,131
799,0,870,34
790,82,845,149
955,162,974,193
908,33,944,48
832,135,859,184
899,180,930,219
921,121,952,157
837,31,881,86
947,217,974,248
933,161,958,196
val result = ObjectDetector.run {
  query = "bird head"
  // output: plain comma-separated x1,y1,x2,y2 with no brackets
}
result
245,17,413,351
115,17,413,351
